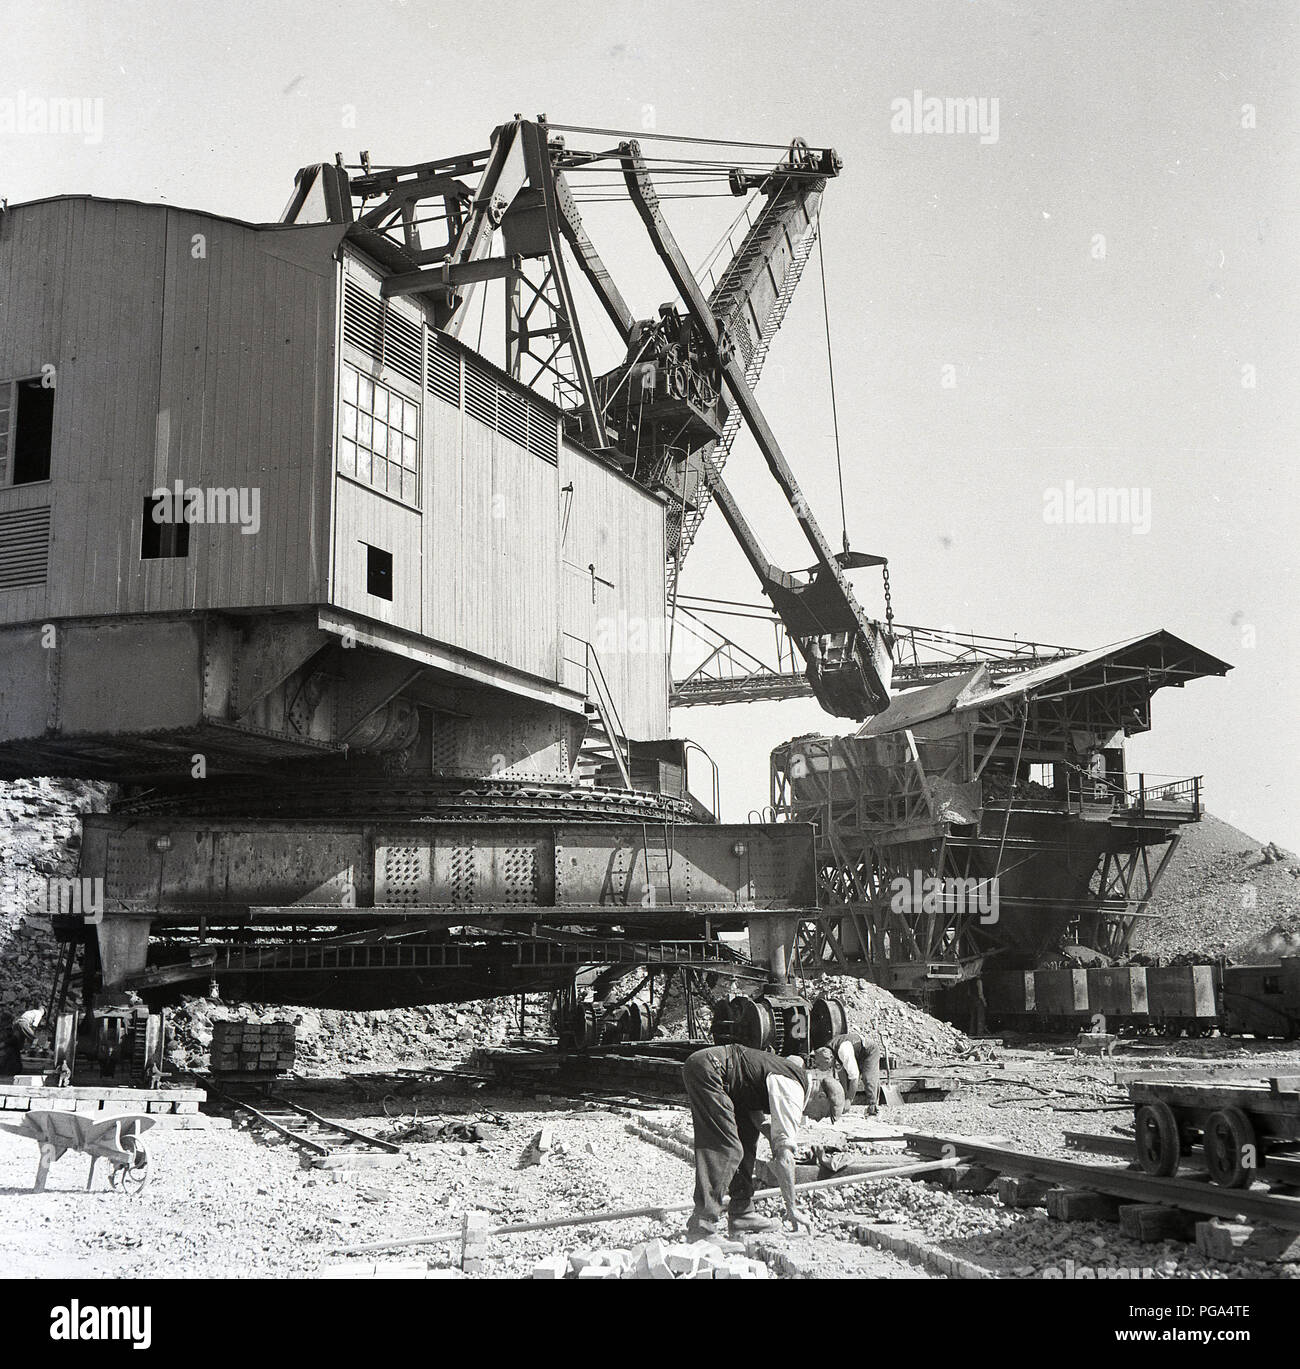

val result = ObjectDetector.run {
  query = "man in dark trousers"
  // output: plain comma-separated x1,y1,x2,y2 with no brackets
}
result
681,1042,844,1241
0,1009,42,1078
815,1027,885,1115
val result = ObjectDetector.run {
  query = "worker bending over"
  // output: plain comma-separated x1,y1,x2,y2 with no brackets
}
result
0,1008,43,1078
681,1042,844,1241
815,1028,884,1115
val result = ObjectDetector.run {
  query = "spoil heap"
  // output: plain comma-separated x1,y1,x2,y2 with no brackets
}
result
1128,813,1299,962
0,777,113,1018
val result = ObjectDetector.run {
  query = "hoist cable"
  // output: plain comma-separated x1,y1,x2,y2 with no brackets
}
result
816,223,849,556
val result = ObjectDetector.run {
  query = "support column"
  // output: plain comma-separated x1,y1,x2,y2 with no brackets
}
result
749,915,800,983
95,916,153,990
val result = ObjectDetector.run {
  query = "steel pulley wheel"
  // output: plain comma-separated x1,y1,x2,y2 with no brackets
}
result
1204,1108,1256,1189
108,1140,150,1195
729,997,775,1051
810,997,847,1050
623,1002,650,1043
571,1005,600,1050
1134,1102,1181,1177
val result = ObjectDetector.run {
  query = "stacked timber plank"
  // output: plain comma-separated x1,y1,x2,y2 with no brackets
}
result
0,1082,205,1114
212,1021,296,1076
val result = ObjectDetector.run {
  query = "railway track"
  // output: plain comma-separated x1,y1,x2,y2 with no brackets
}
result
208,1081,404,1163
906,1131,1300,1232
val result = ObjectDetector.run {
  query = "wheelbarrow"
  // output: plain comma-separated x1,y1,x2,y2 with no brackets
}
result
3,1110,157,1193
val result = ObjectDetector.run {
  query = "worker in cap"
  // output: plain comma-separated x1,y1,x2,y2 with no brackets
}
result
0,1007,43,1078
813,1025,884,1115
680,1042,845,1242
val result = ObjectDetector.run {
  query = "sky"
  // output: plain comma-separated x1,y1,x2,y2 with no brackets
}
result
2,0,1297,846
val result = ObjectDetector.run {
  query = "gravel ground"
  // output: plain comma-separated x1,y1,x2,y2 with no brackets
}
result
4,1039,1297,1280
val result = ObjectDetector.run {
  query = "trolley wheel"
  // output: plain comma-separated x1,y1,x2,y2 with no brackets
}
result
1134,1102,1181,1177
108,1140,150,1196
1204,1108,1257,1189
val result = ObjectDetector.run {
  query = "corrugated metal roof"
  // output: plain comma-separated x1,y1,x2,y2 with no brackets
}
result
953,629,1231,712
850,630,1231,737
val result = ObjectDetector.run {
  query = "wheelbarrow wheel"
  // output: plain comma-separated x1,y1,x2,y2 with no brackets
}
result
108,1139,151,1195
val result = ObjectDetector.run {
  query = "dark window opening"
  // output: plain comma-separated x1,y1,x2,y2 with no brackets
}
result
366,543,393,600
13,380,54,484
1264,975,1281,995
141,494,190,560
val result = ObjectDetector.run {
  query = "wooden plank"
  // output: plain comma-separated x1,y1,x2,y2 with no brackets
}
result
0,1084,205,1103
905,1132,1300,1230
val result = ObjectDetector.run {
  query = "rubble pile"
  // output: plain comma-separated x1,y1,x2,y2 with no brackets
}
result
1129,814,1299,963
168,994,526,1071
801,973,974,1059
0,778,113,1018
532,1238,768,1280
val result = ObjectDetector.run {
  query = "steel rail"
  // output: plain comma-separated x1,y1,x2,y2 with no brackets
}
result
905,1132,1300,1230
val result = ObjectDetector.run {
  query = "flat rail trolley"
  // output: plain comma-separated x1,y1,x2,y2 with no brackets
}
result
1130,1076,1300,1189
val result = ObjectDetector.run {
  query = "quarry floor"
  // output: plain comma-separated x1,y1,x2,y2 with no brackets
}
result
3,1040,1299,1280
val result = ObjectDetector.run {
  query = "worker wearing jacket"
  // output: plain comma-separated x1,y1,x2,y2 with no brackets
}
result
681,1043,843,1240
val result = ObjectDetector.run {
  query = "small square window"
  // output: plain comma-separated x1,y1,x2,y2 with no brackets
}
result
365,543,393,600
341,367,358,405
141,494,190,559
0,377,55,487
358,375,374,409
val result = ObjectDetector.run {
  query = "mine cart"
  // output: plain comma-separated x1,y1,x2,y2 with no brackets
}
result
1129,1077,1300,1188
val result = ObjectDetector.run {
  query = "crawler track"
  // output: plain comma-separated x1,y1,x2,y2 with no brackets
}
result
114,778,694,824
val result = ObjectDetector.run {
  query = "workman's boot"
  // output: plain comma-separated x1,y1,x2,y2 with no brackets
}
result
727,1211,779,1235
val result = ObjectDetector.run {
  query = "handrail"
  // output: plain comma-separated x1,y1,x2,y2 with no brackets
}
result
682,739,721,821
582,640,633,790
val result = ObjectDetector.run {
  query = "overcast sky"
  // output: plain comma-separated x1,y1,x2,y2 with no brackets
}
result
2,0,1296,847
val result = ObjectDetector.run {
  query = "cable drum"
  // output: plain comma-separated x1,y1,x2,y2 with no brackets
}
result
810,996,848,1050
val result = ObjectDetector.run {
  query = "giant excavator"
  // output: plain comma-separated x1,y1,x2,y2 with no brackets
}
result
287,116,895,718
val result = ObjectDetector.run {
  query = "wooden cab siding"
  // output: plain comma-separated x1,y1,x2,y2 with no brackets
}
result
0,199,669,741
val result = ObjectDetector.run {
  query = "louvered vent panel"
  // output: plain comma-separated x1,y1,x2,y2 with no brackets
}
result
497,389,528,448
383,309,423,386
0,506,51,589
525,402,559,464
343,279,384,360
427,334,461,406
463,362,497,428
